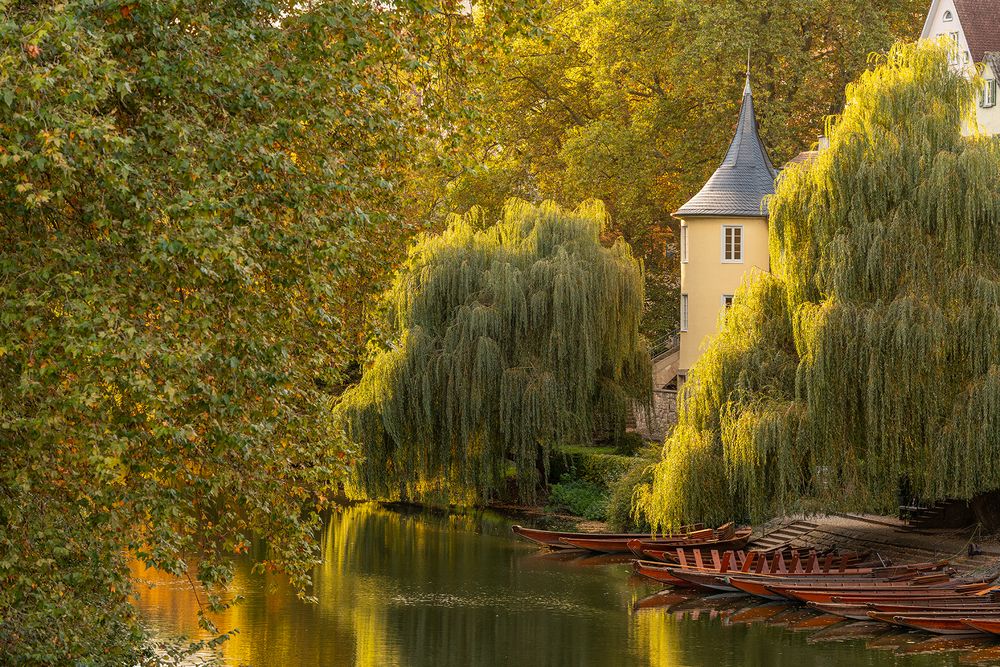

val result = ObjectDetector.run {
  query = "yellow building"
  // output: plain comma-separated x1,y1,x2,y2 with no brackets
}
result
673,76,776,385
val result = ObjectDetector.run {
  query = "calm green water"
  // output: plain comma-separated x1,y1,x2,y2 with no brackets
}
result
135,504,995,666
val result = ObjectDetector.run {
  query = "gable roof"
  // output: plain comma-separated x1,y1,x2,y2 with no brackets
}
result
674,76,777,219
952,0,1000,62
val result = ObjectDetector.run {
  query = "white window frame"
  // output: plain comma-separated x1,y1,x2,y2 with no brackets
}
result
680,294,689,331
721,294,735,309
721,224,744,263
680,225,688,263
983,79,997,108
943,10,953,21
949,32,960,64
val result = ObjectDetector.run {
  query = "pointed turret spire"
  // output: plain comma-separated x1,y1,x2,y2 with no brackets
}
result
674,66,777,218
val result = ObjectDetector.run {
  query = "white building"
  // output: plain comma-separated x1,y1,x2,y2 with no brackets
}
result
921,0,1000,135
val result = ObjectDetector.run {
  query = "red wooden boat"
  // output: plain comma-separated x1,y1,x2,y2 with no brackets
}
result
510,525,697,550
961,618,1000,635
867,612,984,635
868,600,1000,613
787,582,994,605
760,573,965,599
665,568,738,592
632,561,702,588
562,524,748,554
812,598,1000,621
807,601,884,621
671,570,919,597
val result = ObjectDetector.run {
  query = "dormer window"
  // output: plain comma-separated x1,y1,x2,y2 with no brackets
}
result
943,10,953,21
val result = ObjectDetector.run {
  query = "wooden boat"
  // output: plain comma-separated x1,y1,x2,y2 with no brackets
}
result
666,568,739,593
632,561,703,588
794,583,995,606
510,525,699,550
761,576,984,605
563,524,748,554
867,612,984,635
961,618,1000,635
808,602,885,621
811,598,1000,621
827,591,999,607
868,600,1000,613
725,571,961,602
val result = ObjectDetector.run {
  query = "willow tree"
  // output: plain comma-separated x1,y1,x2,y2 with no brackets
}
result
336,200,651,502
638,41,1000,530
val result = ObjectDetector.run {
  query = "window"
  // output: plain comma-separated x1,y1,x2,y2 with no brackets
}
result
983,79,997,108
721,225,743,263
680,225,689,263
721,294,735,309
949,32,960,63
943,10,953,21
680,294,689,331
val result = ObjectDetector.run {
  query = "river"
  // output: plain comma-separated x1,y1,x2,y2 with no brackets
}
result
134,503,998,666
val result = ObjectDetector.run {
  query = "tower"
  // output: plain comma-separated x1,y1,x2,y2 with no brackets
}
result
673,74,776,385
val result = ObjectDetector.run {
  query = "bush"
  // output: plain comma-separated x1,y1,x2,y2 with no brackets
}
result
614,432,647,457
607,446,660,531
548,445,634,487
547,477,609,521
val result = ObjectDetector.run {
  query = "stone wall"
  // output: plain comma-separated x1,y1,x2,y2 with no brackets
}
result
633,389,678,442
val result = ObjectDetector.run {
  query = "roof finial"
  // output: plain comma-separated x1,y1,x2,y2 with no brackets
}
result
744,48,752,96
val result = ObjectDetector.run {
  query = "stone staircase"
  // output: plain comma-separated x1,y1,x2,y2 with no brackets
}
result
750,519,821,551
650,330,681,389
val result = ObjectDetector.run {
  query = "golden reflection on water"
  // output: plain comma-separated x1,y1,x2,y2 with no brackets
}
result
631,608,681,667
133,504,409,666
133,504,982,667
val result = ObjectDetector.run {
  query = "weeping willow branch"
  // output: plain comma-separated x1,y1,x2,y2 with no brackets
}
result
639,41,1000,530
336,199,652,503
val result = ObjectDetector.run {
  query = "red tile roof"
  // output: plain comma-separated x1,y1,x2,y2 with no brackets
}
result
954,0,1000,62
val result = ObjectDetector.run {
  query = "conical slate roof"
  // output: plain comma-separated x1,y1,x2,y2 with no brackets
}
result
674,77,777,218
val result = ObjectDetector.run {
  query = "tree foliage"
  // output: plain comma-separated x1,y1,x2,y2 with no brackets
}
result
0,0,530,662
336,200,651,503
638,41,1000,530
445,0,926,339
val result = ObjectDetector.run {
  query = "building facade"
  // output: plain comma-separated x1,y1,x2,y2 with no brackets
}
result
921,0,1000,135
673,77,776,385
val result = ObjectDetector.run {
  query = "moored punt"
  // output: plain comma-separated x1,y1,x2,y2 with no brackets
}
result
563,525,750,555
666,568,738,593
866,612,985,635
510,525,700,550
632,561,703,588
811,599,1000,621
724,573,953,602
808,602,883,621
868,600,1000,613
727,577,789,600
961,618,1000,635
762,579,989,605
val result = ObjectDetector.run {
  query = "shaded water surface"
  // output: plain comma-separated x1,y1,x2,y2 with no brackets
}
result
135,504,982,666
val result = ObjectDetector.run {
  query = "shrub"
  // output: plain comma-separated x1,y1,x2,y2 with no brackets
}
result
607,447,659,531
547,477,609,521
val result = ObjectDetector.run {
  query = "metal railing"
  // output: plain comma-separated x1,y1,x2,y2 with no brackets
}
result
650,329,680,361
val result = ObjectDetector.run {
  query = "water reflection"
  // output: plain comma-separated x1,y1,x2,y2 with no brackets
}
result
135,504,977,666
